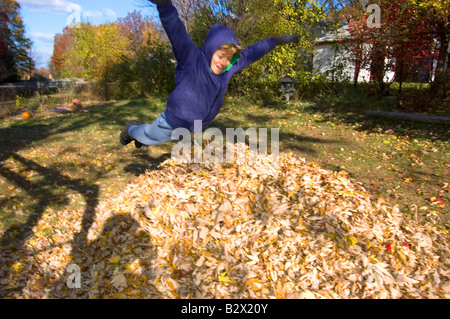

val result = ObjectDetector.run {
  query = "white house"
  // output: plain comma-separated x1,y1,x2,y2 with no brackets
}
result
312,24,395,83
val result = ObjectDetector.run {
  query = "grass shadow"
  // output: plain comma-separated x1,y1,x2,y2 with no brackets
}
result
49,212,156,298
0,97,167,297
124,149,172,176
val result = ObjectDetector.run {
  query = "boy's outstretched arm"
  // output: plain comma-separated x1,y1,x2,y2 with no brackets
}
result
147,0,197,66
234,34,299,72
273,35,300,45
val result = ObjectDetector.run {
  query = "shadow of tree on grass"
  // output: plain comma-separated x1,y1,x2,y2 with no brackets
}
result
0,97,167,297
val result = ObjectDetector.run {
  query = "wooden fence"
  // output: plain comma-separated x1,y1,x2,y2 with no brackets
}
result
0,80,74,100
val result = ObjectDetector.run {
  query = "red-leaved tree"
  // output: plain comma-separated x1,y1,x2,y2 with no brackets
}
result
344,0,437,94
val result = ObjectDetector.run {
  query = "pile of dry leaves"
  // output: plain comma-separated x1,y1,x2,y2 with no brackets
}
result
1,143,449,298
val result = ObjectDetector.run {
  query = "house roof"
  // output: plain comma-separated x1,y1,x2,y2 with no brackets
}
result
314,24,351,45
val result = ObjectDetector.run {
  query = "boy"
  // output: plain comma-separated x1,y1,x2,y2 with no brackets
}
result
120,0,299,148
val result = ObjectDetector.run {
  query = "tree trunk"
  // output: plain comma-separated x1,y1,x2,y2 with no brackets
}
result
365,110,450,125
396,58,404,95
353,48,361,87
353,61,360,87
370,46,386,95
433,31,449,94
445,38,450,100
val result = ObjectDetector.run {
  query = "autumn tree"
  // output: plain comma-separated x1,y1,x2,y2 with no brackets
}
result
51,11,175,96
413,0,450,95
340,2,388,93
115,11,175,95
53,22,129,81
342,0,438,95
386,0,435,93
50,26,75,77
171,0,209,32
0,0,34,83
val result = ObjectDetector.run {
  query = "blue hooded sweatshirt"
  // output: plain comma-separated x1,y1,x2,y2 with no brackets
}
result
158,3,277,131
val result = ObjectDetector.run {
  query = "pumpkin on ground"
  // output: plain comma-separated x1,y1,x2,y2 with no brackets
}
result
21,111,33,119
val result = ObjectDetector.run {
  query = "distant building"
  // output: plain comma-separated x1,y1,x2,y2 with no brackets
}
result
312,24,395,83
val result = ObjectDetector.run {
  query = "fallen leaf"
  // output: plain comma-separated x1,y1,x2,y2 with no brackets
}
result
218,271,233,283
11,262,23,273
346,236,358,246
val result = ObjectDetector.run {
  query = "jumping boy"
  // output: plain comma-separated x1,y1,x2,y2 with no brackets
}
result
120,0,299,148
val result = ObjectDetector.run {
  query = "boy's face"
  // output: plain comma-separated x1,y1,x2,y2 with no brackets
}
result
211,49,233,75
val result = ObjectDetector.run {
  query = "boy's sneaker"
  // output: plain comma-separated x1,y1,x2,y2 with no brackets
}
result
120,120,143,147
135,140,143,149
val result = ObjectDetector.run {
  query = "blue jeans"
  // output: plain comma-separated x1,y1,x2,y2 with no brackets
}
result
128,110,181,146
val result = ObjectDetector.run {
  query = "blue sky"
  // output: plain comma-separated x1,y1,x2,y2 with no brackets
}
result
17,0,159,68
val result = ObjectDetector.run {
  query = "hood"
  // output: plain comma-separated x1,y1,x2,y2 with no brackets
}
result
201,24,241,69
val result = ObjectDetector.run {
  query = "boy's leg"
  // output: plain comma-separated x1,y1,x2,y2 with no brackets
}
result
124,110,180,147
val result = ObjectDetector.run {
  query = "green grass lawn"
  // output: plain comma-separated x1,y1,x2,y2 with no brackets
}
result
0,94,449,245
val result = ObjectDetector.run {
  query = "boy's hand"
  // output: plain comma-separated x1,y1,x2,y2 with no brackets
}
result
147,0,171,7
273,35,299,45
